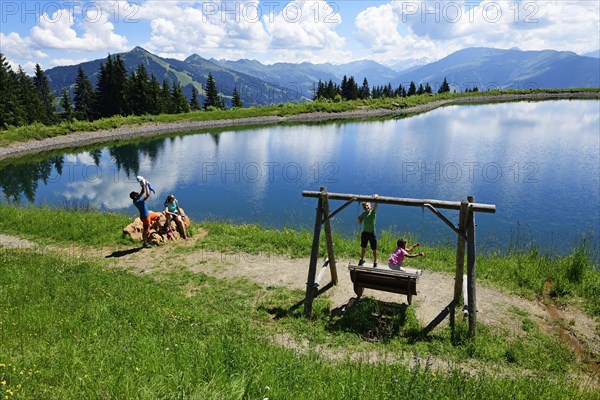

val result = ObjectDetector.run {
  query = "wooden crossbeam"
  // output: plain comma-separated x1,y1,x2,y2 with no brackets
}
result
303,191,496,214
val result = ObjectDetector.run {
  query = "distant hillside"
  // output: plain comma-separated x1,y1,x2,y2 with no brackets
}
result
582,49,600,58
211,58,398,99
45,47,308,107
44,46,599,107
391,47,600,91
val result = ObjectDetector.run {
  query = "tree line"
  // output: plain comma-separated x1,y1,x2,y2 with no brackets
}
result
0,53,243,129
313,76,460,101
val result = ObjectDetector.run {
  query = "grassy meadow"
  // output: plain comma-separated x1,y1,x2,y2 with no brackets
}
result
1,204,599,399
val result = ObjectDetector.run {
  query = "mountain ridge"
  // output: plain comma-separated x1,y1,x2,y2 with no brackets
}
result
43,46,600,106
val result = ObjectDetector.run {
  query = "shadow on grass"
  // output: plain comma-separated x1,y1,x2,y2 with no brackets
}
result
262,289,429,344
105,247,143,258
328,297,426,343
264,282,336,320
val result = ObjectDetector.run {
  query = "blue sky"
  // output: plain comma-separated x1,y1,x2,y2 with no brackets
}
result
1,1,599,74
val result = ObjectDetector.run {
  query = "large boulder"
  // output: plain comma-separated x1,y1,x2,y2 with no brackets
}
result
123,209,191,245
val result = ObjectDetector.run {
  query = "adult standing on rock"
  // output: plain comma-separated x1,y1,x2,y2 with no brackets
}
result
130,180,159,248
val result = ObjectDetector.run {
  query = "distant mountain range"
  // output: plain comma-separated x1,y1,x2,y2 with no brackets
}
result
392,47,600,91
45,46,600,107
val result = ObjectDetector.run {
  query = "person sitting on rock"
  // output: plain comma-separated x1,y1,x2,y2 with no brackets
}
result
164,194,188,240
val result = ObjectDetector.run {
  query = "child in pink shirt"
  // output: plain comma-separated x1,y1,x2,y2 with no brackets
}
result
388,238,424,270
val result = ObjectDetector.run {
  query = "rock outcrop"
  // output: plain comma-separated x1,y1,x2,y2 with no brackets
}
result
123,209,191,245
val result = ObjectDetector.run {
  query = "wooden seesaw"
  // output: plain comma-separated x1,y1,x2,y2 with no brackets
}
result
347,264,421,305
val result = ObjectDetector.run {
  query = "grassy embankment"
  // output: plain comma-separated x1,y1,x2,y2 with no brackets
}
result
1,88,598,146
1,204,598,399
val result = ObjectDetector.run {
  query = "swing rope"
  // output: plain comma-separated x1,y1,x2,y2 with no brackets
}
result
354,198,362,239
418,204,425,243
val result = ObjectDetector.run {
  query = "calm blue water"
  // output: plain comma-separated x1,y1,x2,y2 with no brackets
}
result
1,100,599,253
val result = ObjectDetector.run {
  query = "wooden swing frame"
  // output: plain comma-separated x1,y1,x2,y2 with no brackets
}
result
302,186,496,339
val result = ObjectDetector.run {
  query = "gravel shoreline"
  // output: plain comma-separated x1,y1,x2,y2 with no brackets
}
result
1,91,598,162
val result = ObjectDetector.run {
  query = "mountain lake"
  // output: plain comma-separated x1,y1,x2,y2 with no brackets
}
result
1,99,598,254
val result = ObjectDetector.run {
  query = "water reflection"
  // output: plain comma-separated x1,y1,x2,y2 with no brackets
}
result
1,100,598,251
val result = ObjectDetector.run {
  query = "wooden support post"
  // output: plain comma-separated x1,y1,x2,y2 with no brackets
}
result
462,275,468,316
321,188,338,284
304,192,323,318
466,195,477,339
423,301,455,335
453,200,469,309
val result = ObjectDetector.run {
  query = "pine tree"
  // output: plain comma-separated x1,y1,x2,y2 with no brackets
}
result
347,76,359,100
438,77,450,93
425,83,432,94
172,82,190,113
74,66,95,121
407,81,417,96
417,83,424,95
95,58,112,118
60,89,74,121
326,79,337,99
359,78,370,100
161,80,174,114
232,86,243,108
33,64,56,124
314,80,325,100
95,55,128,118
203,73,221,110
17,67,43,125
147,74,161,115
110,55,128,116
0,54,26,127
127,64,150,115
190,86,201,110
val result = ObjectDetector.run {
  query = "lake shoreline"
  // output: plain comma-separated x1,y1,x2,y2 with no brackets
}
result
1,91,598,162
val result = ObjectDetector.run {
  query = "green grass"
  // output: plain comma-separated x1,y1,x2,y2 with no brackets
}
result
1,203,598,317
0,203,132,247
2,248,597,399
0,204,598,398
1,89,598,146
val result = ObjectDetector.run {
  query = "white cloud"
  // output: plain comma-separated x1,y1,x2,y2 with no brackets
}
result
49,58,92,67
30,8,128,51
140,3,228,56
263,1,345,50
2,0,597,69
139,0,346,63
355,0,600,62
0,32,48,60
355,3,402,51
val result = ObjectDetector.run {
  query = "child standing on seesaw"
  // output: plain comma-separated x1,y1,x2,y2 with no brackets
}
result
388,238,424,271
358,194,379,267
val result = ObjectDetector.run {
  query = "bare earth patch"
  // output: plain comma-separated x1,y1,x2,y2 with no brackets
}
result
99,234,600,375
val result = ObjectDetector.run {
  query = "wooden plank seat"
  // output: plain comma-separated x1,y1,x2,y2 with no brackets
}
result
348,264,420,305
